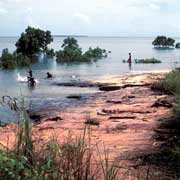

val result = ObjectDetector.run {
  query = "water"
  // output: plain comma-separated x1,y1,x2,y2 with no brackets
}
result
0,36,180,122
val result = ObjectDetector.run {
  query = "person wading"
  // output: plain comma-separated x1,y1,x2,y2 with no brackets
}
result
128,52,132,69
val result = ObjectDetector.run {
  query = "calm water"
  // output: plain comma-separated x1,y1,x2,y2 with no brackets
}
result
0,36,180,122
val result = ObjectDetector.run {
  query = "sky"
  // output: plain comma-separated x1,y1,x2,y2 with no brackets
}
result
0,0,180,36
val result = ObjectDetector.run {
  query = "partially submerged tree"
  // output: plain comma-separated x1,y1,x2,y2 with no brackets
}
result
56,37,108,62
176,43,180,49
0,48,16,69
0,48,31,69
56,37,83,62
16,26,53,57
83,47,107,59
152,36,175,48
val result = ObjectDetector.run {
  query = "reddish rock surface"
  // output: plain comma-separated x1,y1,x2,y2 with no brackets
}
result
0,72,171,170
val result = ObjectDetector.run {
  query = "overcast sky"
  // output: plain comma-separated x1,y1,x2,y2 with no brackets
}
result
0,0,180,36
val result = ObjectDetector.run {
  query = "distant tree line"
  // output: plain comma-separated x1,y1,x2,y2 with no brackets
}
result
0,27,108,69
152,36,180,49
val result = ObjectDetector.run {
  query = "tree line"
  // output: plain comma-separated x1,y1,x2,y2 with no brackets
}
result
0,26,108,69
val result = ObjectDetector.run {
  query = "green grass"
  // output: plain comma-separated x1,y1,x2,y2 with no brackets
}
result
152,69,180,95
0,99,121,180
149,69,180,177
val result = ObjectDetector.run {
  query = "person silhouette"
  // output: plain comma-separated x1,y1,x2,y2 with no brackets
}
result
128,53,132,64
47,72,53,79
128,53,132,70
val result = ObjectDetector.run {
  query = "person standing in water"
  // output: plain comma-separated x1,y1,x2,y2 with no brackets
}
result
28,69,33,78
128,52,132,69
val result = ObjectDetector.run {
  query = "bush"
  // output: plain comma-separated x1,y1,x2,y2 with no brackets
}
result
56,37,108,63
134,58,161,64
0,49,31,69
0,97,120,179
45,48,55,57
151,69,180,95
0,48,16,69
83,47,107,59
176,43,180,49
152,36,175,48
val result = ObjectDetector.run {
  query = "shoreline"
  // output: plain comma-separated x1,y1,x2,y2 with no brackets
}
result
0,72,171,154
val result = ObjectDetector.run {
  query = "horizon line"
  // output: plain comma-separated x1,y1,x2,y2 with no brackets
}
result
0,35,179,38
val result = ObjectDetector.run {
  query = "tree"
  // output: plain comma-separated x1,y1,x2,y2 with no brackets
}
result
56,37,108,62
0,48,31,69
83,47,107,59
56,37,83,62
0,48,16,69
176,43,180,49
16,26,53,56
62,37,79,49
152,36,175,48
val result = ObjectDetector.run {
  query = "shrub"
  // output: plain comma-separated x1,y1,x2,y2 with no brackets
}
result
134,58,161,64
83,47,107,59
0,97,121,179
0,48,16,69
56,37,108,62
45,48,55,57
0,49,31,69
152,36,175,48
151,69,180,95
176,43,180,49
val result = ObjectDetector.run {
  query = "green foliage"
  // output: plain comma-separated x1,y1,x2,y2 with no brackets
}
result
176,43,180,49
152,36,175,48
45,48,55,57
0,98,120,179
16,26,53,56
56,37,83,62
152,69,180,95
0,48,16,69
56,37,108,62
134,58,161,64
0,48,31,69
83,47,107,59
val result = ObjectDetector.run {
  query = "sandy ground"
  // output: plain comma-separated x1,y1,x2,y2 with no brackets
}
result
0,72,172,178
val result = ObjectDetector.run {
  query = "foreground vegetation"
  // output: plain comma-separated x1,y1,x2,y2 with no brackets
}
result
0,97,121,180
149,69,180,177
152,69,180,94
